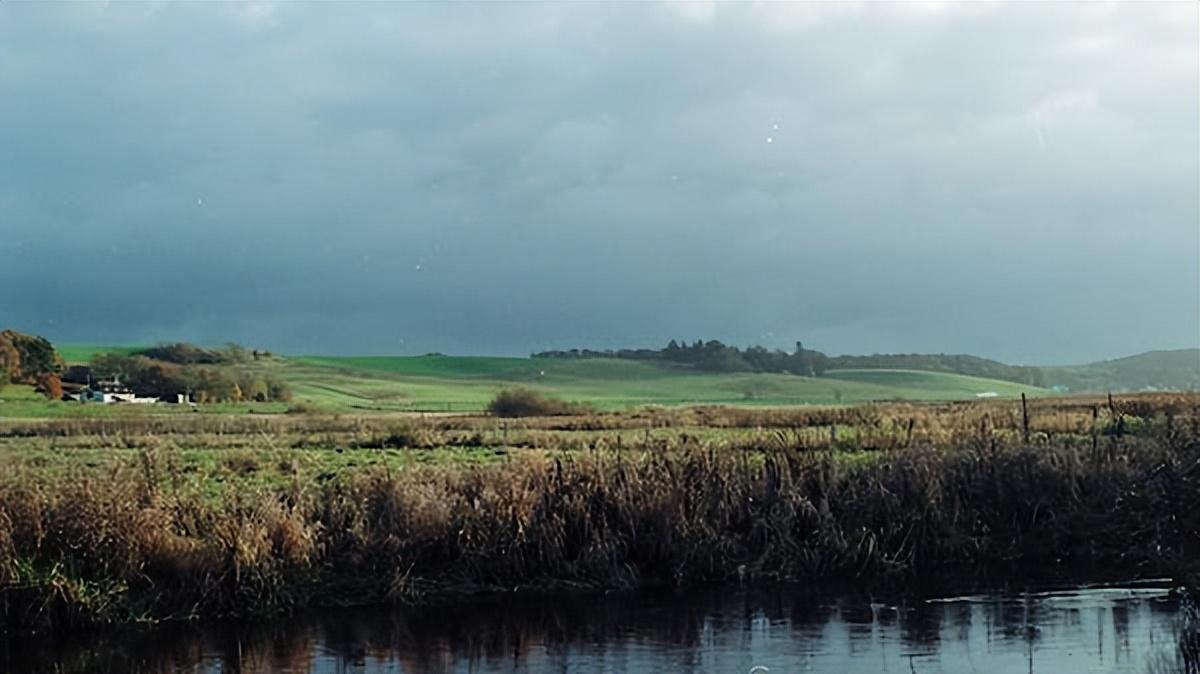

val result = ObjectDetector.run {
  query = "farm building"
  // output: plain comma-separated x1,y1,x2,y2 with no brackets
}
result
69,379,158,405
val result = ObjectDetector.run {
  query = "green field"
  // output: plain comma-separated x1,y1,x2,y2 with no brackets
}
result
56,344,143,363
822,369,1039,397
283,355,1046,412
1,349,1049,417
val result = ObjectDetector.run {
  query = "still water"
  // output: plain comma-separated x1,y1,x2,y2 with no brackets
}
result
1,583,1185,673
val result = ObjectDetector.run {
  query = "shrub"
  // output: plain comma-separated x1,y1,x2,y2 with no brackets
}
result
285,401,319,415
267,377,293,402
487,388,589,417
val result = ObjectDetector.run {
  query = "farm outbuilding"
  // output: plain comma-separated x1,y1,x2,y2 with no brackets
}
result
74,379,158,404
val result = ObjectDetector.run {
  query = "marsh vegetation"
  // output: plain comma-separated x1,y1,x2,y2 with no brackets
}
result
0,393,1195,633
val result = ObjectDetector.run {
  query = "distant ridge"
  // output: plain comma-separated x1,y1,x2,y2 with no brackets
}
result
824,353,1044,386
530,340,1200,391
1040,349,1200,393
54,341,1200,397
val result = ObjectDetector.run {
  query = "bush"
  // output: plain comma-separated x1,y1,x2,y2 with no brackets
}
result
285,401,319,415
487,388,589,417
267,377,293,402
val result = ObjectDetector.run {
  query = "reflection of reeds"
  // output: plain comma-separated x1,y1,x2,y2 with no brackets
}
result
0,394,1196,631
4,585,1187,674
1181,590,1200,674
4,589,800,672
1144,592,1199,674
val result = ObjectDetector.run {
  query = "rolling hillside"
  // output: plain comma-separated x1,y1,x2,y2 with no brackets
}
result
822,369,1040,398
1041,349,1200,393
25,345,1050,415
286,355,1044,411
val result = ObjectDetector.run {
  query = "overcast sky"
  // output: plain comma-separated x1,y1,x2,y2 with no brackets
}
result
1,2,1196,364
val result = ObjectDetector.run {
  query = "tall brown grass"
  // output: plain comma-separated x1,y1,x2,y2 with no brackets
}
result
0,401,1196,631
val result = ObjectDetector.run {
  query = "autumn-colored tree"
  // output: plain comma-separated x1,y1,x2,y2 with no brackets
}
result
36,373,63,401
0,329,65,390
0,333,22,385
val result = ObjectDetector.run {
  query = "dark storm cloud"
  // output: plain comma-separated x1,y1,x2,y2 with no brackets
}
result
1,2,1196,362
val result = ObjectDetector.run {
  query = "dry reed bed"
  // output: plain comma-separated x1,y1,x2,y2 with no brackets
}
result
0,411,1196,631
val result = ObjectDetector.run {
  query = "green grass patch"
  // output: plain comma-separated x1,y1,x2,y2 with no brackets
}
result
56,344,142,364
823,369,1044,398
284,357,1047,412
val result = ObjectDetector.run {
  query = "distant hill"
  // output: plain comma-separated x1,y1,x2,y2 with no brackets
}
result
50,344,1199,409
795,349,1199,392
1040,349,1200,393
824,353,1045,386
531,341,1199,391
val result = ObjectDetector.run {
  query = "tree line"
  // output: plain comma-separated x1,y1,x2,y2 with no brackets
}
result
0,331,291,404
535,339,1047,386
87,343,291,403
534,340,829,376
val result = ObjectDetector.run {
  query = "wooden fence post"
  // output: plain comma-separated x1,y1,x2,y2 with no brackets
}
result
1021,393,1030,443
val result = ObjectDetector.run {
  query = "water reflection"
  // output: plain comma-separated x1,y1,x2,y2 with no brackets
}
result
0,584,1183,674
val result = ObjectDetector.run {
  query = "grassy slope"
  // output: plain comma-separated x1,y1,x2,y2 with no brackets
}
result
287,356,1046,411
822,369,1039,398
12,348,1047,416
1040,349,1200,393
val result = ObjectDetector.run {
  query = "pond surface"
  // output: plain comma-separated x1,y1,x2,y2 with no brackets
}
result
1,581,1186,673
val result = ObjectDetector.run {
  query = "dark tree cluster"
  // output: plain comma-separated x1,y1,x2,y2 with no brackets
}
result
487,388,591,417
534,340,1051,386
534,340,829,376
132,342,261,365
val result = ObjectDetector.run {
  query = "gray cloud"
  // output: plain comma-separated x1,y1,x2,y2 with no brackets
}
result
1,1,1196,363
